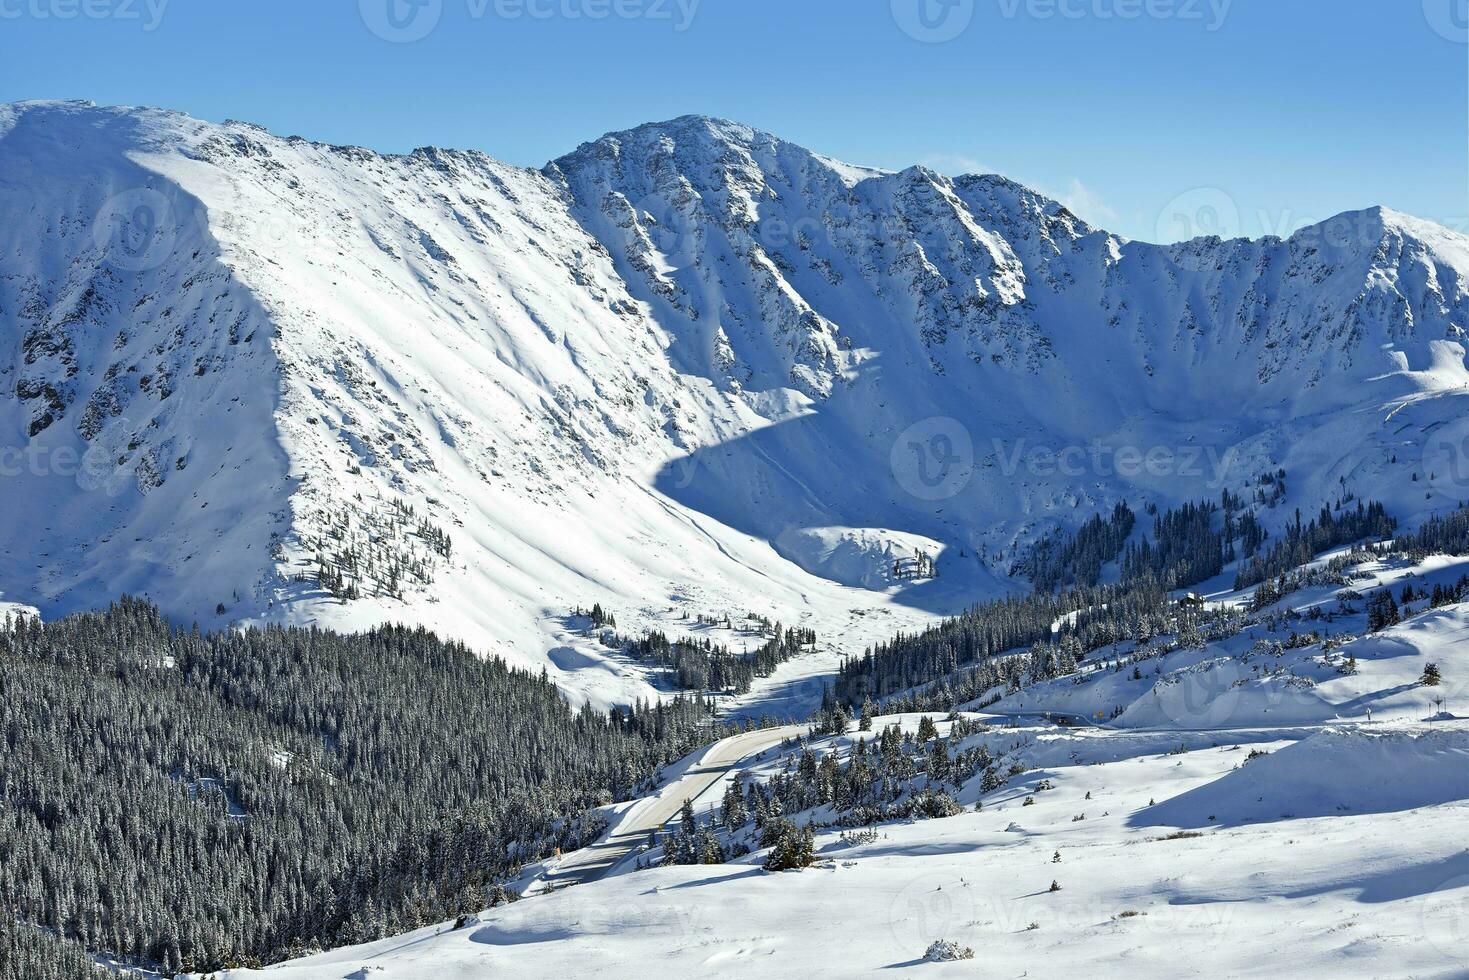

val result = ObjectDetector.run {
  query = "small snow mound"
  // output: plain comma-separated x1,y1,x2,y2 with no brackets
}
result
1137,723,1469,829
0,600,40,623
773,526,944,590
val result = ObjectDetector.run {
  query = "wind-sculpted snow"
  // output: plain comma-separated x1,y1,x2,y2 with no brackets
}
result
1139,724,1469,827
3,102,1469,706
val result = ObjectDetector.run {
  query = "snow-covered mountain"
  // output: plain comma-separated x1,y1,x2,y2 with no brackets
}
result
550,116,1469,592
3,102,1467,705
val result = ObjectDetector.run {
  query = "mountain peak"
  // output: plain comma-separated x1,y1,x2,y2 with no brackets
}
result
551,113,798,179
597,113,769,145
1280,204,1469,259
3,100,1468,709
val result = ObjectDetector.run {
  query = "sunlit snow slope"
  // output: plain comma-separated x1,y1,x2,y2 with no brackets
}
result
3,102,1468,705
222,549,1469,979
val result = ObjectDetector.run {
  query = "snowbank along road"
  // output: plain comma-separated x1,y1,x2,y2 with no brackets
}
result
543,724,808,887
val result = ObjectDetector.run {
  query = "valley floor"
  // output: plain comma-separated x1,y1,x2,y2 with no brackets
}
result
214,551,1469,979
215,718,1469,979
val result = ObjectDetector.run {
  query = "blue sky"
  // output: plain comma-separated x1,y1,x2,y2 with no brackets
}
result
0,0,1464,242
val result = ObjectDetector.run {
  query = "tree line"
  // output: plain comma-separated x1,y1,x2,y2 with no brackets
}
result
659,717,1010,873
839,497,1456,714
1233,501,1394,590
833,577,1171,706
1013,502,1135,592
609,624,815,695
0,599,724,975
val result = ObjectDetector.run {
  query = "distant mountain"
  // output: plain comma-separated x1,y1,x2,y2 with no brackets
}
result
3,102,1466,705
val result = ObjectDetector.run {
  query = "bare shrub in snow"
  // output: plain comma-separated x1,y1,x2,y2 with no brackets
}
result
924,940,975,962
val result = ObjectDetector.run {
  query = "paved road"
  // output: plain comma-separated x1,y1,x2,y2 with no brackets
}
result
543,723,807,887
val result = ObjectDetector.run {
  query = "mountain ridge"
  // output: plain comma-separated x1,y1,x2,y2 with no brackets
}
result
7,100,1448,245
2,99,1467,710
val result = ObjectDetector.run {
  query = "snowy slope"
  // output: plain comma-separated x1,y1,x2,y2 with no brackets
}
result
227,783,1468,977
219,720,1469,976
212,551,1469,977
991,550,1469,731
4,102,1469,707
0,101,941,706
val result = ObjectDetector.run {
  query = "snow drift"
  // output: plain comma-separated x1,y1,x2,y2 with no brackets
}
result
1139,723,1469,827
